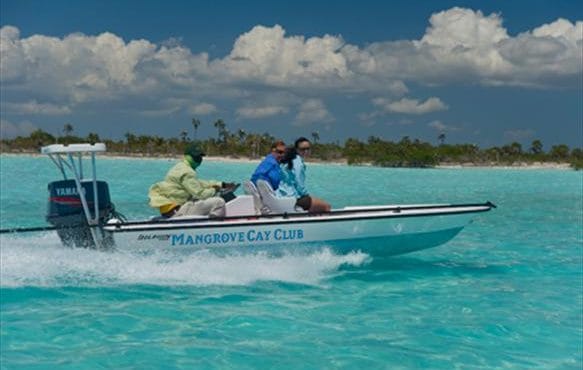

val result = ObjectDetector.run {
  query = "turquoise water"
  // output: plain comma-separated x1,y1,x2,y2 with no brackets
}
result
1,154,581,369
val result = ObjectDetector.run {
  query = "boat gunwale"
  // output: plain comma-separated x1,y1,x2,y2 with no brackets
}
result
104,202,495,233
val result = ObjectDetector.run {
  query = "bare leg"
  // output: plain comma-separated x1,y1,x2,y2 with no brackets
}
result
309,197,331,213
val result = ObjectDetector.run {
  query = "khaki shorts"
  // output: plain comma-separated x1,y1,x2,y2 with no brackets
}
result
174,197,226,218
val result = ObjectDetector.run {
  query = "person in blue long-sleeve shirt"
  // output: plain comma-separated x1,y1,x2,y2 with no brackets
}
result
251,140,286,190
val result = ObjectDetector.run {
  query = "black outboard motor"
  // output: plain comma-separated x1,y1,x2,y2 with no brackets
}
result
46,179,115,248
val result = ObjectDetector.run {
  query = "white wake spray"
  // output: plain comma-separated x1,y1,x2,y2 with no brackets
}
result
0,233,370,287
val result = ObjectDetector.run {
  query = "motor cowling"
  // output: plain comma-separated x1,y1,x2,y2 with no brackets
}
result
46,179,114,248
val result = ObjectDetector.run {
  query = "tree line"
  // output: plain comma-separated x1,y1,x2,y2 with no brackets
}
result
1,119,581,170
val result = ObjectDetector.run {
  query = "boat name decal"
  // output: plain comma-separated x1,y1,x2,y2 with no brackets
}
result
137,234,171,241
170,228,304,246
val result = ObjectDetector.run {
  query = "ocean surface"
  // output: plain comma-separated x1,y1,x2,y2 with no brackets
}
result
0,154,581,369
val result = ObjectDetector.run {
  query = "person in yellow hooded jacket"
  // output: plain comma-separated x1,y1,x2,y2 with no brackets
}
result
148,143,232,218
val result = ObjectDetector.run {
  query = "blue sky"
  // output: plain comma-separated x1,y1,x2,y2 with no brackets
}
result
1,0,582,148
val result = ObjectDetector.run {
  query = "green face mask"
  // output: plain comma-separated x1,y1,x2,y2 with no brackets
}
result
185,155,202,169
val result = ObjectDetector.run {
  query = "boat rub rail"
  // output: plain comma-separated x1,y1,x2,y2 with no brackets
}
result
103,202,495,233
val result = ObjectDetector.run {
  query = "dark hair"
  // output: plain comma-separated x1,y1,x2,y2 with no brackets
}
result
271,140,286,150
294,137,310,149
280,147,298,170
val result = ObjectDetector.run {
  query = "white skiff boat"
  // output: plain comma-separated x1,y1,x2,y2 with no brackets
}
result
0,143,495,256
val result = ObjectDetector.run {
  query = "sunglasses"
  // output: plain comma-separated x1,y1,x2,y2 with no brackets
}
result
274,149,285,154
298,147,311,151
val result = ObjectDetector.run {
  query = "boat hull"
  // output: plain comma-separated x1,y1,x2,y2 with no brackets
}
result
329,227,465,256
105,208,480,256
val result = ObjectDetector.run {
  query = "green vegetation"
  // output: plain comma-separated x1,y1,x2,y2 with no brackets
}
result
1,119,581,170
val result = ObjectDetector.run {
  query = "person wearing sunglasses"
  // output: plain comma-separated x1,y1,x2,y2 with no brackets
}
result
251,140,287,191
278,137,331,213
148,142,234,218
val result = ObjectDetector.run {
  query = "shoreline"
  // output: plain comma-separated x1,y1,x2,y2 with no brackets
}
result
0,151,573,170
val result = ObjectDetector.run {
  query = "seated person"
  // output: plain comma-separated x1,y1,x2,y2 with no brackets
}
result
250,140,286,191
278,137,331,213
148,142,232,218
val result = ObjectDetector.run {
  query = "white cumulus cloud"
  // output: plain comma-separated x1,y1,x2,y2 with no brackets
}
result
216,25,351,86
295,99,334,125
428,120,448,131
189,103,217,115
428,120,463,133
2,100,71,115
236,105,289,119
0,7,580,122
374,97,448,114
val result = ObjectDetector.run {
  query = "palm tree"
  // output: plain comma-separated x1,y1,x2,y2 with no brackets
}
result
311,131,320,144
30,129,56,146
124,132,136,143
245,133,261,158
530,140,543,155
509,142,523,155
237,129,247,144
549,144,569,160
86,132,100,144
63,123,73,137
124,132,136,152
213,119,227,143
179,130,188,143
191,118,201,140
438,132,446,145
